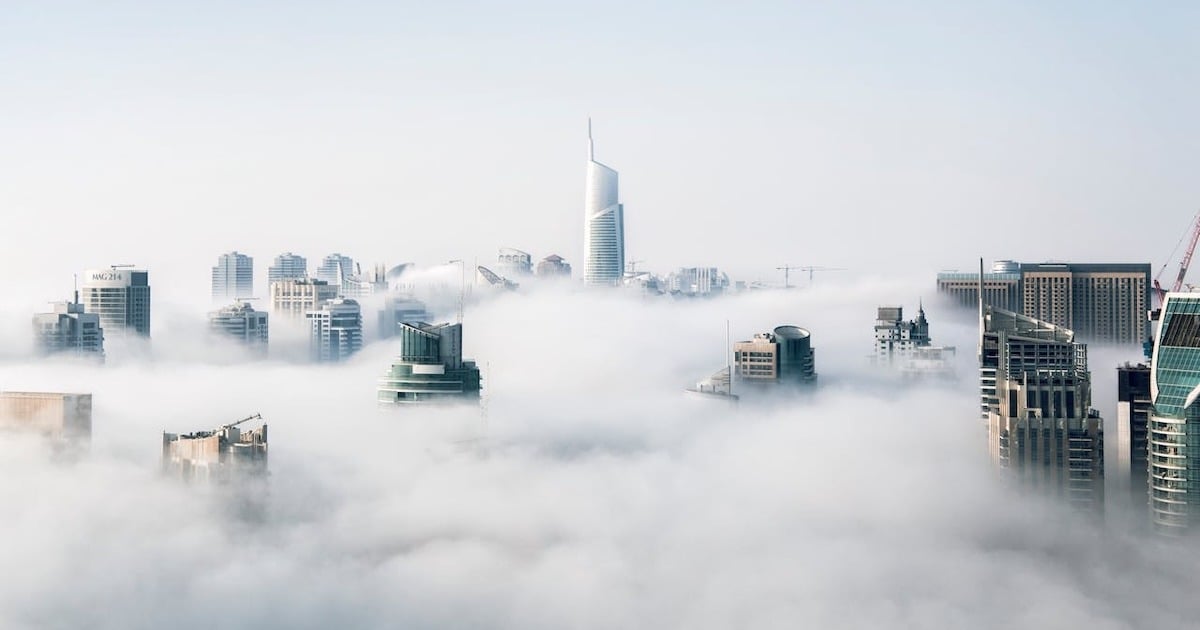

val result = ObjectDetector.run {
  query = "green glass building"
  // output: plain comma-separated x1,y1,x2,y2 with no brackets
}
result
377,322,481,405
1148,294,1200,533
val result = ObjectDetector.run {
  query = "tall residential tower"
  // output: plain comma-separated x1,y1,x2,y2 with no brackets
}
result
211,251,253,301
81,267,151,337
583,122,624,286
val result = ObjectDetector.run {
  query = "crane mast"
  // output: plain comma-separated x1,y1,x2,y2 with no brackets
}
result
1155,210,1200,305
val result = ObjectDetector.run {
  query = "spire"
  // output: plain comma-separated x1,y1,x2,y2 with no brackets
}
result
587,117,594,160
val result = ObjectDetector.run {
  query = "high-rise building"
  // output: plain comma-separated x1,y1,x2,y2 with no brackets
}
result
270,278,338,319
1116,363,1152,514
1020,263,1150,345
873,303,956,378
162,415,267,483
208,301,269,352
733,326,817,386
316,253,354,286
211,251,253,301
497,248,533,278
0,391,92,446
307,297,362,362
378,295,430,339
981,303,1104,511
33,295,104,359
377,322,482,405
81,267,151,337
1146,293,1200,533
583,122,624,286
936,265,1022,312
268,252,307,283
666,268,729,297
536,254,572,278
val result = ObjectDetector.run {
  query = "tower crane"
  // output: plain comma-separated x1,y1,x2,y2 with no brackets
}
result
776,265,803,289
1154,210,1200,306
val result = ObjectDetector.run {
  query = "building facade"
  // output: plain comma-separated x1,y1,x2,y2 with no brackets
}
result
377,322,482,404
536,254,572,278
1020,263,1150,345
33,297,104,359
268,252,307,283
270,278,339,319
981,305,1104,511
583,123,624,286
211,251,253,301
497,248,533,278
0,391,92,445
1116,363,1152,514
1146,293,1200,534
307,298,362,362
81,267,151,337
936,270,1022,312
209,301,269,352
162,415,267,483
874,303,956,377
733,326,817,386
316,253,354,286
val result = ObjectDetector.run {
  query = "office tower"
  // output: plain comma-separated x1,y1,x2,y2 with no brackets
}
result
496,248,533,277
1020,263,1150,345
211,251,253,301
536,254,572,278
981,303,1104,510
1146,293,1200,533
936,264,1022,312
307,298,362,362
1116,363,1152,514
268,252,307,283
269,278,338,319
316,253,354,286
81,267,151,337
666,268,729,297
162,414,267,483
0,391,92,446
378,295,430,339
208,301,269,352
583,122,624,286
733,326,817,386
377,322,482,404
874,303,956,377
33,295,104,359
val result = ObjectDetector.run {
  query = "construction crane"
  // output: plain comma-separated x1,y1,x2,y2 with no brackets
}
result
776,265,803,289
221,413,262,430
778,265,846,289
1154,210,1200,306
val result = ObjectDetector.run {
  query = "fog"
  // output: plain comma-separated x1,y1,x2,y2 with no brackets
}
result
0,276,1189,629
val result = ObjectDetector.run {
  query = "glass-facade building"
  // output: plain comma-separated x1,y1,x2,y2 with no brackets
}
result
81,267,151,337
1148,294,1200,534
211,251,253,301
377,322,481,405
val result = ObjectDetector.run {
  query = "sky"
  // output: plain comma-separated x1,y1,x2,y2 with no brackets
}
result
0,2,1197,627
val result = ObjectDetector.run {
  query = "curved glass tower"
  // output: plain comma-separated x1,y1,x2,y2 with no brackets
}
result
584,121,624,286
1148,293,1200,534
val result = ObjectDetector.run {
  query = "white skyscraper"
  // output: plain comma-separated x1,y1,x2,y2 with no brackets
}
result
268,252,307,284
307,298,363,362
81,267,151,337
33,296,104,360
212,252,254,301
584,121,624,286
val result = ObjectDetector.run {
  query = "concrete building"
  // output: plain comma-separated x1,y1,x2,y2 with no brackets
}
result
1020,263,1150,345
211,251,253,301
981,304,1104,511
584,122,624,286
378,322,482,405
1145,293,1200,534
936,266,1022,312
666,267,729,297
268,252,307,283
33,295,104,359
316,253,354,286
307,297,362,362
162,414,267,484
378,295,430,339
497,247,533,278
0,391,92,445
873,303,957,377
81,266,151,337
1116,363,1151,514
536,254,572,279
208,301,269,352
733,326,817,386
270,278,338,319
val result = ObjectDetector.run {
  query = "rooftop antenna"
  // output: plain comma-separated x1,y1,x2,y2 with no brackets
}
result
73,273,78,305
588,117,595,160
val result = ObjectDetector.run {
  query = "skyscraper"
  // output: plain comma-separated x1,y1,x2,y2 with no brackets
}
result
1116,363,1152,514
270,278,338,319
316,253,354,286
1146,293,1200,533
378,295,430,339
583,122,624,286
496,248,533,278
211,251,253,301
377,322,482,405
873,303,956,378
307,298,362,362
81,267,151,337
33,295,104,359
268,252,307,283
208,301,269,353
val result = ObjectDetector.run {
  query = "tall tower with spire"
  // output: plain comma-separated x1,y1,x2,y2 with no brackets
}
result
583,120,625,286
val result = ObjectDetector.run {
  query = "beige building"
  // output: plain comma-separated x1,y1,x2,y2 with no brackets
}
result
269,278,338,319
0,391,92,444
163,414,267,483
1020,263,1150,345
733,326,816,385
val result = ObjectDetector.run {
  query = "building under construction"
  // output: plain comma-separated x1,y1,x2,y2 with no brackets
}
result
162,414,267,483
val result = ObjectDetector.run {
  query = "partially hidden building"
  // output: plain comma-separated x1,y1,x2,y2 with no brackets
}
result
1116,362,1152,515
162,414,267,483
666,268,729,297
81,266,151,337
268,252,307,283
0,391,92,446
270,278,338,319
307,297,362,362
1146,293,1200,534
211,251,253,302
33,294,104,360
378,295,430,339
536,254,572,279
873,303,955,378
583,122,625,286
208,301,269,353
316,253,354,286
733,326,817,387
377,322,482,405
496,248,533,278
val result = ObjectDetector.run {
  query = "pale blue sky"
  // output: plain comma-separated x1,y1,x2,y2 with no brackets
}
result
3,1,1198,301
